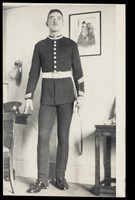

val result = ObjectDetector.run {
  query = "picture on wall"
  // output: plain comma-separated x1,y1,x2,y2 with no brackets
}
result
69,11,101,56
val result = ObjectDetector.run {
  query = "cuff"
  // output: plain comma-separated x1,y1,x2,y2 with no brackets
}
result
78,91,85,97
25,93,32,100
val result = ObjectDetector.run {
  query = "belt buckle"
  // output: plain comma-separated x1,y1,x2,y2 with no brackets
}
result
51,71,57,79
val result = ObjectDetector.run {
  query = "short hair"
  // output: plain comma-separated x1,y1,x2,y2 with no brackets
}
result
47,9,63,22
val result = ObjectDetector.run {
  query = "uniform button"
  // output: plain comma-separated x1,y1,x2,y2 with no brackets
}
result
54,56,56,59
54,44,56,47
54,70,57,73
54,52,56,55
54,65,57,69
54,41,56,43
54,60,57,64
53,48,56,51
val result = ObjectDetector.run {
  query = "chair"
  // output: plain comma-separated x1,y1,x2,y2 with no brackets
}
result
3,119,15,194
3,102,31,194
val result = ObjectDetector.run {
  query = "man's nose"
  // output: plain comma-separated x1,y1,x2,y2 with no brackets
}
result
53,19,58,24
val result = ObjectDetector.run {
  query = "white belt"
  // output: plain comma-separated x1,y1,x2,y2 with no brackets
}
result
42,71,72,79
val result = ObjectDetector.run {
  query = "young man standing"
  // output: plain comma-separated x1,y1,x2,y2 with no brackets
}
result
24,9,85,193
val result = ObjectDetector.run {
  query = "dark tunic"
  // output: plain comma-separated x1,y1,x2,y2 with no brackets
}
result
25,36,84,105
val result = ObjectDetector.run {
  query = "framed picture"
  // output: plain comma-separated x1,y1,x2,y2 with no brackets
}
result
69,11,101,56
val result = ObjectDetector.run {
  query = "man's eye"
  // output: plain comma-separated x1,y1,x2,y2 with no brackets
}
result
49,18,54,21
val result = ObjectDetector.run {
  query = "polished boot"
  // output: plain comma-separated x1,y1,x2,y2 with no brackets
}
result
27,180,48,193
56,177,69,190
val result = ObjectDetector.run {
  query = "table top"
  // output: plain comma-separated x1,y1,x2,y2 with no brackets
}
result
95,125,116,129
4,112,31,116
3,112,31,121
95,125,116,137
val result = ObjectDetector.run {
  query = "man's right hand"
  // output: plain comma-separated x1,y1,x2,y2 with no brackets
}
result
24,99,34,113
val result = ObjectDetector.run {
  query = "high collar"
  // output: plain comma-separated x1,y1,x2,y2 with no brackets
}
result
48,34,63,40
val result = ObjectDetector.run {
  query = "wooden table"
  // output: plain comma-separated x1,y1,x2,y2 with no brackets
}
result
90,125,116,196
3,112,31,193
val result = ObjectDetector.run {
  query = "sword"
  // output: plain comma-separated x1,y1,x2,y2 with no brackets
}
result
71,71,84,155
74,101,83,155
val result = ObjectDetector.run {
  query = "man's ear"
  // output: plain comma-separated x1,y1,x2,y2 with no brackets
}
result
46,21,48,27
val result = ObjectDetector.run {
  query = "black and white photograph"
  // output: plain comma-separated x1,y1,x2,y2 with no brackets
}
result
3,3,125,197
69,11,101,56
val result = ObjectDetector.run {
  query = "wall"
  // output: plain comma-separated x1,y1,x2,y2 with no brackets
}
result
3,4,116,185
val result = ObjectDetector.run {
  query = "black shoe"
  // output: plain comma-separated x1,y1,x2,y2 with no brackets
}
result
27,180,48,193
56,177,69,190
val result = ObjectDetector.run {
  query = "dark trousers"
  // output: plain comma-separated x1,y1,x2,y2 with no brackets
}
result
37,103,73,184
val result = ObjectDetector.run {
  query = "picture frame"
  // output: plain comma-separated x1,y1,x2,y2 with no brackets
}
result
69,11,101,57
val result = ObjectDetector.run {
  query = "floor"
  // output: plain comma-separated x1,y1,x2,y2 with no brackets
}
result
3,176,116,197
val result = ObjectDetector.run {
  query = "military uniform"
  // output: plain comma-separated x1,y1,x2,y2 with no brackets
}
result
25,35,84,103
25,35,84,185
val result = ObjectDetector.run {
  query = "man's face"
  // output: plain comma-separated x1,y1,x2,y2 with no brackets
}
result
47,12,64,32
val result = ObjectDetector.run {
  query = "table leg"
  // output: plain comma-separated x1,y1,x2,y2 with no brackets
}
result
104,136,111,186
94,133,100,195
